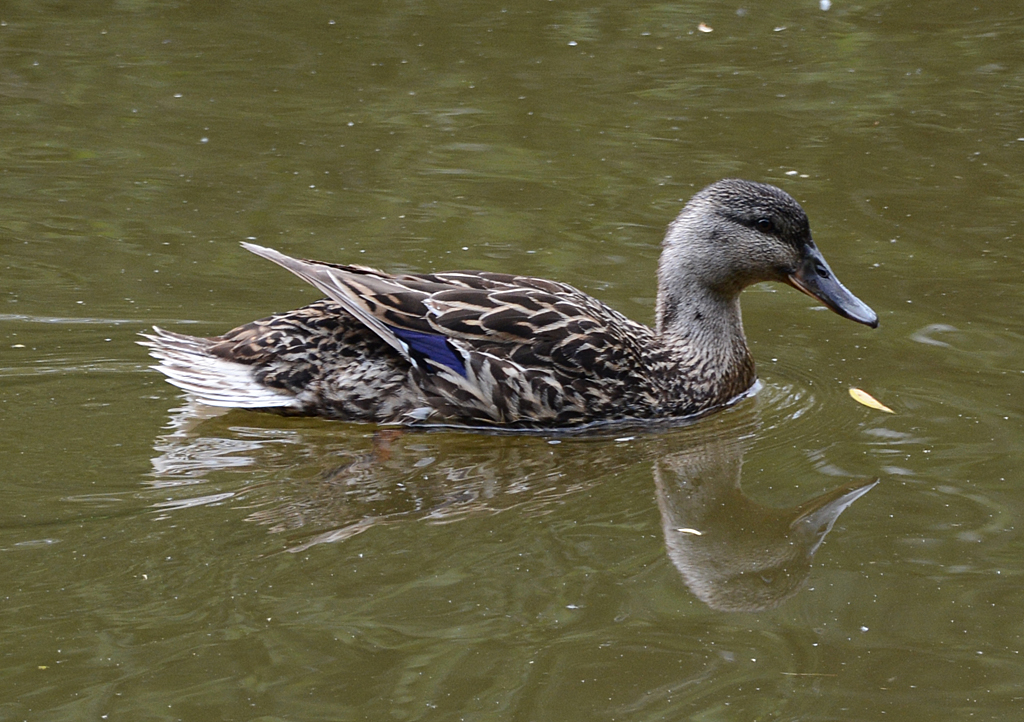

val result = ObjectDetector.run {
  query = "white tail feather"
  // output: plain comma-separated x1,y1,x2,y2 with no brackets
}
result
139,328,298,409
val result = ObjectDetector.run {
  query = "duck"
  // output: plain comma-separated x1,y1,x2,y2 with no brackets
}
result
140,179,878,429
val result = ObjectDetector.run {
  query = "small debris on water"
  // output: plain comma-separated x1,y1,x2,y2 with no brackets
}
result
849,388,894,413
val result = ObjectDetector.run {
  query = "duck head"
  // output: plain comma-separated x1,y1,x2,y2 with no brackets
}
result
657,179,878,332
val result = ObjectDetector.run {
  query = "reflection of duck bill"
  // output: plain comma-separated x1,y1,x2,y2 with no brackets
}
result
792,478,880,554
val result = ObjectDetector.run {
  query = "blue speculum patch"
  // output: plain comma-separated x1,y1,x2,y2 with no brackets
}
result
390,326,467,376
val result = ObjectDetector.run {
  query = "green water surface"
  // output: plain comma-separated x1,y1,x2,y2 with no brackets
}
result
2,1,1023,719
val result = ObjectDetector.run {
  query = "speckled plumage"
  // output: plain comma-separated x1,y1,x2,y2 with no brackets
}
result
140,179,878,429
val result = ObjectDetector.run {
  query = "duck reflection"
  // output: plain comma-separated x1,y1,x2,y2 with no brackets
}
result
148,402,876,611
654,428,876,612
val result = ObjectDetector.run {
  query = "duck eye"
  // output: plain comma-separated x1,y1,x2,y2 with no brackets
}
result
755,218,774,233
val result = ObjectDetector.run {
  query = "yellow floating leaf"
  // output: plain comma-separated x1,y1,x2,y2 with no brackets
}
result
849,388,894,414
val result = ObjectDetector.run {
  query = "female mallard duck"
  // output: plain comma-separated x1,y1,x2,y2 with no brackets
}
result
141,179,877,429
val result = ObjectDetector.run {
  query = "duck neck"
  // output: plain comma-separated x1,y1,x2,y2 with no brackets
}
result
655,277,756,406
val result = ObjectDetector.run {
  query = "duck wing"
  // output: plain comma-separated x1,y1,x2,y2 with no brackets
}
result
423,281,651,379
242,243,653,383
242,243,434,368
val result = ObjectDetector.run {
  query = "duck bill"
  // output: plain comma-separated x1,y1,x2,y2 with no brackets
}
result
786,245,879,328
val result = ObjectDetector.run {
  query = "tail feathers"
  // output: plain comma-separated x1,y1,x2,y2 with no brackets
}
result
139,327,299,409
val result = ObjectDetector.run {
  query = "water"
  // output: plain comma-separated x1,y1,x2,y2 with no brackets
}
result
2,1,1023,719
